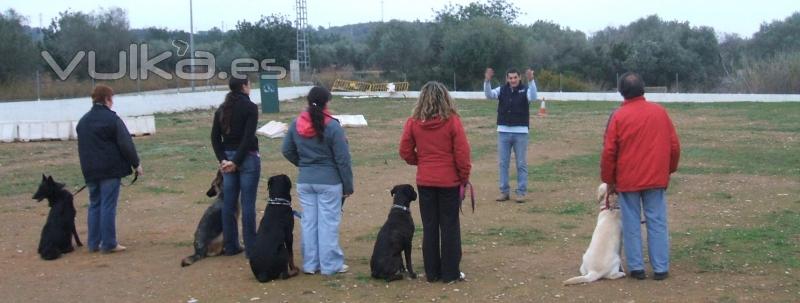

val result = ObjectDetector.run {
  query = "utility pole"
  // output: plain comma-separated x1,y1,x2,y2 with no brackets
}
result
381,0,384,22
296,0,310,73
189,0,195,91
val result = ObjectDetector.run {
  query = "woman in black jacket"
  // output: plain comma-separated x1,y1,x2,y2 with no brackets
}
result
211,77,260,258
76,84,143,254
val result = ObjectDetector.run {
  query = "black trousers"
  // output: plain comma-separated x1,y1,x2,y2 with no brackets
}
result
417,185,462,282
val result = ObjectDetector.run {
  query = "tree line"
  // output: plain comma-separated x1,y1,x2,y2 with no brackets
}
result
1,0,798,93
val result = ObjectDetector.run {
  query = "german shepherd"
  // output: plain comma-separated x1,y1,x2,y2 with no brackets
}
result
181,171,239,267
32,175,83,260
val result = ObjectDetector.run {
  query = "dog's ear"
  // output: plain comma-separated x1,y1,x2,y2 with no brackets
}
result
206,185,217,197
405,185,417,201
41,174,47,181
390,185,399,197
46,175,54,185
267,176,274,192
282,175,291,190
597,183,607,205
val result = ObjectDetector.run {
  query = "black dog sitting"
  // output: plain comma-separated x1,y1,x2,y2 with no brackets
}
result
32,175,83,260
370,184,418,282
181,171,239,267
249,174,299,282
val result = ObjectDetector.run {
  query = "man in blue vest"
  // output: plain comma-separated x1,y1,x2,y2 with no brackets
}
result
483,67,538,203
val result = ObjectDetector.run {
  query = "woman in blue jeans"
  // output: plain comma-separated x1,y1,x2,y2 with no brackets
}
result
282,86,353,276
77,84,143,253
211,77,260,258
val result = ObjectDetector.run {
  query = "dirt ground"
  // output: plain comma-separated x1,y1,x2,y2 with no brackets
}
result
0,99,797,303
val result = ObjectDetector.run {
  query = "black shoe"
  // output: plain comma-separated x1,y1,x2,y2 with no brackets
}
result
223,247,244,256
629,270,646,280
654,272,669,280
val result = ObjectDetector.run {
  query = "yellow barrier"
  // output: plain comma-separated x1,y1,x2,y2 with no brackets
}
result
332,79,409,92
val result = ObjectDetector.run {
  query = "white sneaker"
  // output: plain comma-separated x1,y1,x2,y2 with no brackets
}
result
447,272,466,284
338,264,349,273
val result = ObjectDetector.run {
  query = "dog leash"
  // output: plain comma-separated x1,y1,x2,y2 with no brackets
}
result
459,182,476,214
603,191,646,224
71,171,139,196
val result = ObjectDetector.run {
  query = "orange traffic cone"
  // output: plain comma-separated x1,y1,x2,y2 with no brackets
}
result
538,99,548,117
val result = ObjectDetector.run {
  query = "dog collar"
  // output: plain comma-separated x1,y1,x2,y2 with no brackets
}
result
391,204,409,212
268,197,291,206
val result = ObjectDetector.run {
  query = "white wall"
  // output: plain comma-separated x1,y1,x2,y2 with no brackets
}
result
3,87,798,124
0,86,313,123
335,91,800,102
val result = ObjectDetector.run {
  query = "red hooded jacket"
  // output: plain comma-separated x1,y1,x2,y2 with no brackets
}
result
601,96,681,192
296,109,333,138
399,114,471,187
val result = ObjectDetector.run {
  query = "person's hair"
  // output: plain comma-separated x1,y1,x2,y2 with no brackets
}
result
412,81,457,121
219,77,249,134
506,68,520,77
91,84,114,104
618,72,645,99
307,86,332,141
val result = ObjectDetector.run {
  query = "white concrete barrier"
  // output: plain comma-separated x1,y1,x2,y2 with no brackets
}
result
0,123,16,143
1,115,155,143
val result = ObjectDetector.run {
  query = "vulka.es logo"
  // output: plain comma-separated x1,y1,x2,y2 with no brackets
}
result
41,42,287,81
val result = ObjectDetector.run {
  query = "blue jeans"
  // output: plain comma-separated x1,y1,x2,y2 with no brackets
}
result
498,132,529,196
222,150,260,257
619,189,670,273
87,178,121,252
297,183,345,275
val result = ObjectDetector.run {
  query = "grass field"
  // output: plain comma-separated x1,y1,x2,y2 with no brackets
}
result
0,98,798,302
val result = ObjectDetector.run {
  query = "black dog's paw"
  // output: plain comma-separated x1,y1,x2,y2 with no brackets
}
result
408,272,418,279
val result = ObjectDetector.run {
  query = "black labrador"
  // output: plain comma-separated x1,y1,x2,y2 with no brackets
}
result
370,184,418,282
249,174,299,282
181,171,239,267
32,175,83,260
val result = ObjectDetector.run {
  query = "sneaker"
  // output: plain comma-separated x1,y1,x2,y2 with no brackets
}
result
496,193,510,202
629,270,646,280
515,194,526,203
445,272,466,284
654,271,669,280
338,264,349,273
102,245,126,254
303,271,317,275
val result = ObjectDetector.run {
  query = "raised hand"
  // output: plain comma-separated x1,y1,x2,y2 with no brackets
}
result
485,67,495,81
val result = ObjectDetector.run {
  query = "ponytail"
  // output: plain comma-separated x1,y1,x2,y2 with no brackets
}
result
307,86,332,141
220,77,249,134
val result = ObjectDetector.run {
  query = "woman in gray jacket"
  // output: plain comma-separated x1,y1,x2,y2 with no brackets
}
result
282,86,353,276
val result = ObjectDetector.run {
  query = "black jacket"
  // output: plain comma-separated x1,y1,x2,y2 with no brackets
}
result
76,104,140,183
211,91,259,166
497,83,530,127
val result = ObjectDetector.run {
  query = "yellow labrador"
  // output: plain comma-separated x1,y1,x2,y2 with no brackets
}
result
563,183,625,285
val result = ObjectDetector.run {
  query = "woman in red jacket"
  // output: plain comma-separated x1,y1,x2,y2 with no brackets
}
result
399,81,471,283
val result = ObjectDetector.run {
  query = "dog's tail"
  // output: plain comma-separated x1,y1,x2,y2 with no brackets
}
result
181,254,202,267
563,271,602,285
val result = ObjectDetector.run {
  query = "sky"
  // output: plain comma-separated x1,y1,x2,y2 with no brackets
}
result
3,0,799,38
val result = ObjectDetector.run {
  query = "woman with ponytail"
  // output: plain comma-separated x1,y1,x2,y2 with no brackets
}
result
282,86,353,276
211,76,260,258
399,81,471,283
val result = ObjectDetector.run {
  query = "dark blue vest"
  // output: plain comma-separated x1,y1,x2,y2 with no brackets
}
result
497,83,530,127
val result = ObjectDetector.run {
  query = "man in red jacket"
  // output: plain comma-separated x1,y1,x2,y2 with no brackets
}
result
601,72,680,281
